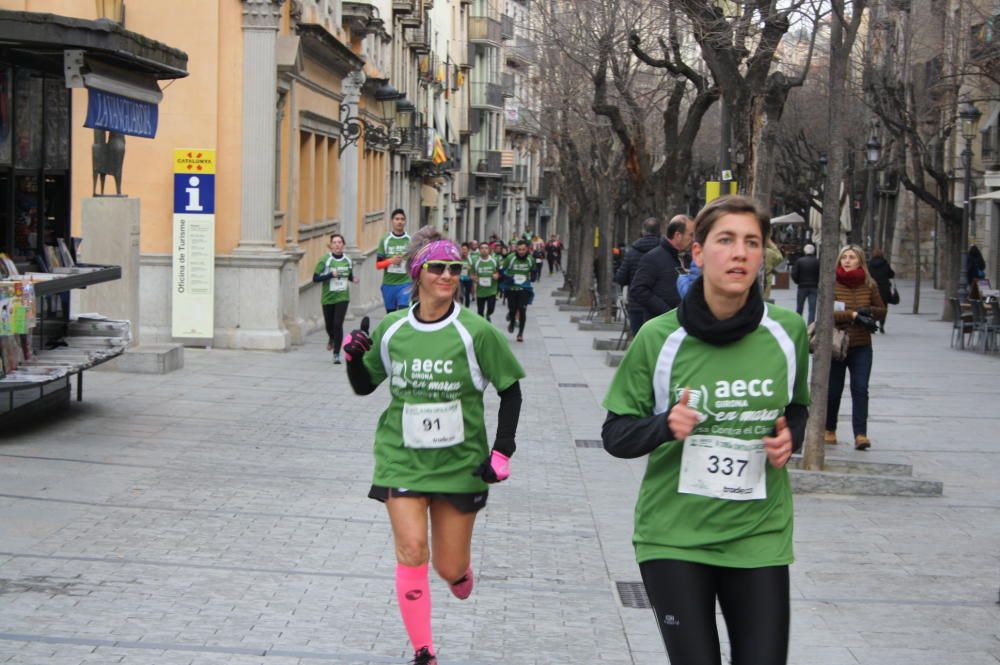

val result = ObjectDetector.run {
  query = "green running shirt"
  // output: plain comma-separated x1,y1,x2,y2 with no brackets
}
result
503,254,533,290
378,232,411,286
314,253,352,305
363,305,525,493
472,256,500,298
602,304,810,568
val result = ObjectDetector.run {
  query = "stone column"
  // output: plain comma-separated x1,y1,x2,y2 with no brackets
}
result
338,70,365,250
237,0,285,252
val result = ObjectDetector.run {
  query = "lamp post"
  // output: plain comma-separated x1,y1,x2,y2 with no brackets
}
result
957,101,982,302
865,133,882,252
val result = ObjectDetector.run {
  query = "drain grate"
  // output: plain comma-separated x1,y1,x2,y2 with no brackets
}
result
616,581,651,609
575,439,603,448
558,382,588,388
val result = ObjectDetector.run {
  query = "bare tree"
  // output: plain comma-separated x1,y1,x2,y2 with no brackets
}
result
802,0,867,471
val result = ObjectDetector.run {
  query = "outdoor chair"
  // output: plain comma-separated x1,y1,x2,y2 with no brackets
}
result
969,300,991,352
949,298,973,349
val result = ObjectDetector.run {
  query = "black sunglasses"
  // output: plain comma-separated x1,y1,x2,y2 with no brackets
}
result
424,261,464,276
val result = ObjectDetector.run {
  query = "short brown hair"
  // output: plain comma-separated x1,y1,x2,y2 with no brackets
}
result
693,195,770,246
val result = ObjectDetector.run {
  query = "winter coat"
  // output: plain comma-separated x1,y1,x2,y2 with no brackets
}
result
833,280,886,348
868,257,895,305
791,255,820,288
614,234,661,290
628,237,685,318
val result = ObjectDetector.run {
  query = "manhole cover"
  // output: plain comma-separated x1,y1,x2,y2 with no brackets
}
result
575,439,603,448
616,581,651,609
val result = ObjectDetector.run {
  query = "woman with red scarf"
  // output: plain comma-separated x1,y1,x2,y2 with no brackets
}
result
825,245,885,450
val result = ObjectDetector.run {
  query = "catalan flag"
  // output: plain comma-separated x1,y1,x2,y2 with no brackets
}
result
432,136,448,165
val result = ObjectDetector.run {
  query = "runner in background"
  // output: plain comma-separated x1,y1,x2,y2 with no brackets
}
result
472,242,500,321
376,209,412,312
503,239,534,342
459,242,475,308
602,195,809,665
312,233,356,364
343,226,525,665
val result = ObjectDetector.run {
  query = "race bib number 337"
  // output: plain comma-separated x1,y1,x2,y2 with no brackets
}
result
402,400,465,448
678,434,767,501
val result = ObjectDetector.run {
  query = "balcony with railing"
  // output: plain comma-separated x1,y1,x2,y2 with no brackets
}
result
471,81,503,109
393,0,417,13
504,105,539,135
507,36,536,64
503,164,528,185
471,149,503,176
469,17,502,46
501,14,514,40
501,72,515,97
406,22,430,52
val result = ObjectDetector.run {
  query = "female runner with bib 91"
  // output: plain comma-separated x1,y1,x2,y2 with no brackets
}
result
601,195,810,665
342,227,525,665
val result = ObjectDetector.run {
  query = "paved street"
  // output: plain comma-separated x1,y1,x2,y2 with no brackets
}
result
1,279,998,665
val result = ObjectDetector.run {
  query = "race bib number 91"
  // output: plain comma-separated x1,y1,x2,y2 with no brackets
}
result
678,434,767,501
402,400,465,449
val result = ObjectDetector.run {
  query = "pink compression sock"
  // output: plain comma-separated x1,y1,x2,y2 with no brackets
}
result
396,563,434,654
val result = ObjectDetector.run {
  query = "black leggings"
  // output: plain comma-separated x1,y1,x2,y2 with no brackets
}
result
639,559,789,665
461,280,474,307
477,294,496,319
322,301,349,352
507,289,529,336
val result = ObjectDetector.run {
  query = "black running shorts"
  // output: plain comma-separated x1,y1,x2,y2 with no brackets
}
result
368,485,489,513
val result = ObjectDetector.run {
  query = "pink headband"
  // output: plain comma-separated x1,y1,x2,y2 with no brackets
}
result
410,240,462,280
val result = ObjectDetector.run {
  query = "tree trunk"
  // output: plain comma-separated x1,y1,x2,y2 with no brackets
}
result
912,190,921,314
802,0,866,471
573,219,597,308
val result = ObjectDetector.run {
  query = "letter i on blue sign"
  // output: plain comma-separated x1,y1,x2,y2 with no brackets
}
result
174,173,215,214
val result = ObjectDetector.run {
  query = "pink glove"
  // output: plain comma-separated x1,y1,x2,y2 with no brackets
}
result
473,450,510,483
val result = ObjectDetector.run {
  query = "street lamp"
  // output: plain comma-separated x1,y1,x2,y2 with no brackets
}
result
957,101,982,301
865,133,882,251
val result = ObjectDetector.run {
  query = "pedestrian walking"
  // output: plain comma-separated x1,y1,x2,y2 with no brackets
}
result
825,244,885,451
791,243,819,324
459,243,475,308
615,217,662,336
342,227,525,665
867,249,895,333
601,195,809,665
967,245,987,299
545,234,563,274
472,243,500,321
629,215,694,321
502,239,534,342
762,239,784,302
376,209,412,313
531,241,545,282
312,233,357,364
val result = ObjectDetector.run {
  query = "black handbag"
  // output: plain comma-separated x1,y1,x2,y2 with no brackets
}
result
888,281,900,305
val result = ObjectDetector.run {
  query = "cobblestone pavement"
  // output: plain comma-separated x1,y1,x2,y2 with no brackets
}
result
0,278,997,664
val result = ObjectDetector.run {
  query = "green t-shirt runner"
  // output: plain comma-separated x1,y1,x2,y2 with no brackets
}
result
472,255,500,298
363,305,525,493
503,254,533,290
378,232,412,286
602,304,809,568
313,253,353,305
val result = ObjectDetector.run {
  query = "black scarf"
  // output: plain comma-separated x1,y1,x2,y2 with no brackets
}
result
677,276,764,345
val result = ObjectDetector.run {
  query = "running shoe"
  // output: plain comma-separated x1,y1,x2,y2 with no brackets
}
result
516,335,523,343
333,353,341,365
508,319,515,333
409,647,437,665
449,566,474,600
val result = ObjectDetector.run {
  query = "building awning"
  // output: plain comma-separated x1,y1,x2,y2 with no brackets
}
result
772,212,806,225
0,10,188,79
972,190,1000,201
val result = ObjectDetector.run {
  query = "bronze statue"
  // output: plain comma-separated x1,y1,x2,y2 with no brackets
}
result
92,129,126,196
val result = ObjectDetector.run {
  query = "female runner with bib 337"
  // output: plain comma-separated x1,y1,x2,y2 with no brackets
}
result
601,195,810,665
343,227,525,665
